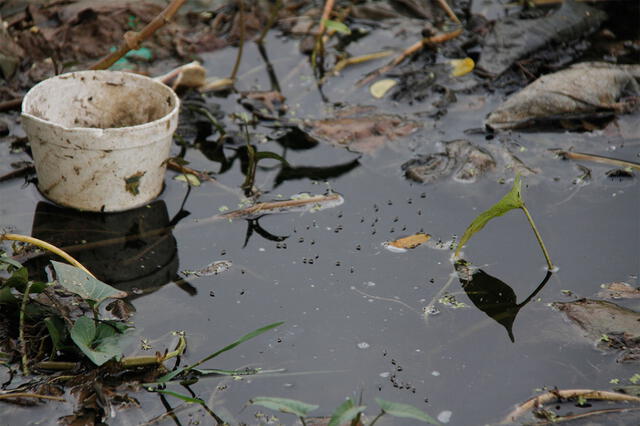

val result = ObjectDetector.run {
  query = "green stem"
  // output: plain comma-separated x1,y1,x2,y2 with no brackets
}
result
19,281,33,375
300,416,307,426
521,204,555,271
1,233,95,277
120,334,187,368
369,410,385,426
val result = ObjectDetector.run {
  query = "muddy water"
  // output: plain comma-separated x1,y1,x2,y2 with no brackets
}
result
1,31,639,425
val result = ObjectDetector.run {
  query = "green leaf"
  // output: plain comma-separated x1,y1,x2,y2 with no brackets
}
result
375,398,439,424
52,261,127,304
329,398,366,426
455,175,523,257
5,267,28,289
153,389,204,404
250,396,319,417
174,173,201,187
322,19,351,35
255,151,290,168
0,254,23,270
0,286,18,304
44,317,67,352
70,317,123,366
155,321,284,383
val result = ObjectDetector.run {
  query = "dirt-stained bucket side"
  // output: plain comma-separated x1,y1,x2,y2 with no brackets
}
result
21,70,180,212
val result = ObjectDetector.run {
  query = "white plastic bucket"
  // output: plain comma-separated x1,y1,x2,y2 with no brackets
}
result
21,70,180,212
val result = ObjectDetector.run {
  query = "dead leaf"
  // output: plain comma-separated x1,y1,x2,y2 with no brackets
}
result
240,91,287,119
221,193,344,220
386,233,431,250
598,282,640,300
402,140,495,184
477,0,606,77
486,62,640,130
305,114,420,154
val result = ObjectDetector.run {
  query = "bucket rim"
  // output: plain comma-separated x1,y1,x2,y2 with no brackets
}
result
21,70,180,134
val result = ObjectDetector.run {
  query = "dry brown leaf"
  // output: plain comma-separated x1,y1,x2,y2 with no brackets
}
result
306,114,420,154
598,282,640,299
386,233,431,250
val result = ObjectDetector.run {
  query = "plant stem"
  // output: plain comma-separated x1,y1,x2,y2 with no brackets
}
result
256,0,281,45
1,233,95,277
19,280,32,375
0,392,65,401
229,0,245,81
299,416,307,426
120,334,186,367
369,411,385,426
520,204,554,271
90,0,187,70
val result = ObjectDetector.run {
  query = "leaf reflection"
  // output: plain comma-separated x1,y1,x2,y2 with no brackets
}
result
455,260,552,342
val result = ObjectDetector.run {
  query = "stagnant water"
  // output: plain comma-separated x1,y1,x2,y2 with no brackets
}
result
1,25,639,426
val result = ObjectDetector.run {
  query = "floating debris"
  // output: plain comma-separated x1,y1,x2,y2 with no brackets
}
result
370,79,397,99
220,193,344,220
305,114,421,154
181,260,232,277
477,0,606,77
486,63,640,130
598,282,640,300
383,233,431,253
403,140,495,184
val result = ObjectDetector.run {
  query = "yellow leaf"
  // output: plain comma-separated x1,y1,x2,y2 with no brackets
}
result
450,58,475,77
370,79,397,99
387,233,431,250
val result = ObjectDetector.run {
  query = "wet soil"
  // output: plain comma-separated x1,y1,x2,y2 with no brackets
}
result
1,3,640,425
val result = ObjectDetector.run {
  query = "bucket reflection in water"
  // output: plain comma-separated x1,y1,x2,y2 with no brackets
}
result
28,200,179,299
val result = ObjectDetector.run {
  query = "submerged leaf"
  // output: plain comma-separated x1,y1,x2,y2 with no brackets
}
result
598,282,640,300
552,299,640,341
305,114,420,154
52,261,127,304
250,396,319,417
486,63,640,130
477,0,606,77
455,176,523,257
376,398,439,424
181,260,232,277
403,140,495,184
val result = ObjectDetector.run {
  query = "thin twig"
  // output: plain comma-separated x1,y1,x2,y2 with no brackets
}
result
435,0,460,24
0,392,65,402
229,0,246,82
90,0,187,70
550,149,640,171
311,0,337,69
220,193,343,219
19,281,33,375
256,0,282,45
357,28,463,87
0,97,22,112
1,233,95,277
502,389,640,423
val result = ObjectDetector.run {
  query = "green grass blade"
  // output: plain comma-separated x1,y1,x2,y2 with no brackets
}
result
455,175,523,257
155,321,283,383
153,389,204,404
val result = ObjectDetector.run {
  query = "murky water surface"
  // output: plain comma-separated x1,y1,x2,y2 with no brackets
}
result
1,27,639,426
